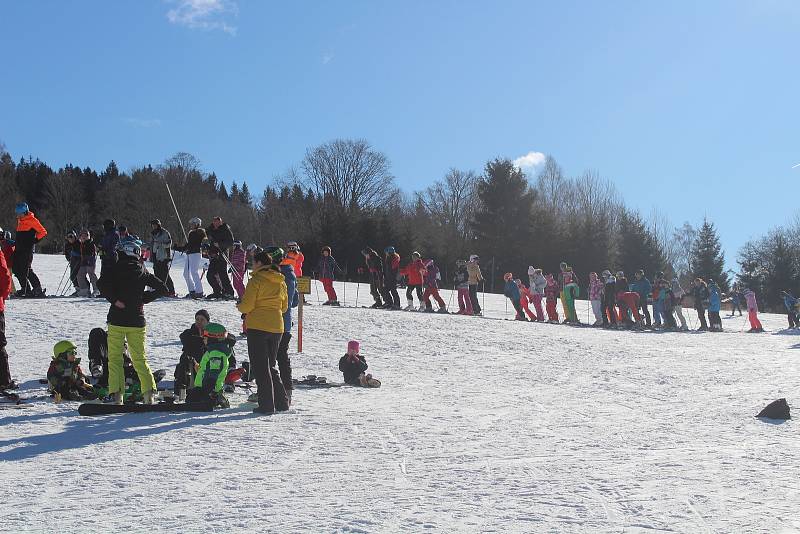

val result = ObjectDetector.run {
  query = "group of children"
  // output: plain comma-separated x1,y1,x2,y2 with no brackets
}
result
500,264,767,333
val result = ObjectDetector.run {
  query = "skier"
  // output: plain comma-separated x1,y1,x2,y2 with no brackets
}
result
671,276,689,331
729,283,743,317
529,268,547,322
285,241,304,277
174,309,211,396
205,217,235,298
97,237,169,404
174,217,206,299
12,202,47,297
454,259,472,315
230,241,247,300
466,255,483,315
707,280,723,331
273,246,298,405
77,229,100,297
401,251,426,311
601,270,617,327
544,273,560,323
316,246,343,305
691,278,710,331
383,246,401,309
339,340,369,385
149,219,175,296
562,266,580,323
63,231,82,295
630,270,652,327
47,340,97,401
237,249,290,415
515,278,536,321
362,248,385,309
186,323,232,409
421,259,448,313
744,288,764,333
0,244,13,390
99,219,119,276
781,291,799,328
588,272,605,326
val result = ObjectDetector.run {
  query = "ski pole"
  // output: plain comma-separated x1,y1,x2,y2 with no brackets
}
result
343,273,347,306
314,276,322,305
164,181,189,244
447,283,455,311
481,280,486,314
355,280,360,307
55,263,69,296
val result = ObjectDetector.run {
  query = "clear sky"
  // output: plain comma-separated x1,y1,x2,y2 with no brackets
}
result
2,0,799,267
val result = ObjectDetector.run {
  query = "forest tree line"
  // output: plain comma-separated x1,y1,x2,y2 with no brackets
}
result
0,138,795,310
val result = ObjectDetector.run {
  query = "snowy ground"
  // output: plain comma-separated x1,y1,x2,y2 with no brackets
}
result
1,254,798,533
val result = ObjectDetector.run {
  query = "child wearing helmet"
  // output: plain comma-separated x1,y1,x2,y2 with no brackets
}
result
47,341,97,401
544,273,560,323
186,323,232,408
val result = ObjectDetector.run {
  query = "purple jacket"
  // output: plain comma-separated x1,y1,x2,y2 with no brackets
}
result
744,290,758,312
423,261,440,289
589,276,604,301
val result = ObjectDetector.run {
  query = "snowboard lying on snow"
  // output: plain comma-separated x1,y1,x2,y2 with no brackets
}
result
78,400,215,416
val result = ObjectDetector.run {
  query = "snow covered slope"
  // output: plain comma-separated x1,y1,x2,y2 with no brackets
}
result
1,254,798,533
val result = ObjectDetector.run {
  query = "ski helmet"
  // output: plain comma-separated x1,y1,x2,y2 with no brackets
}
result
65,231,77,239
233,240,242,248
384,246,395,255
117,237,143,259
411,251,421,258
469,254,479,262
246,243,259,252
286,241,299,251
203,322,227,340
53,340,77,359
15,202,29,215
188,217,202,228
264,246,286,264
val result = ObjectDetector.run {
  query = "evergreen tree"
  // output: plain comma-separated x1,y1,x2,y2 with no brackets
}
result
239,181,252,205
764,231,798,310
689,218,729,291
616,209,665,278
218,182,229,201
230,181,240,202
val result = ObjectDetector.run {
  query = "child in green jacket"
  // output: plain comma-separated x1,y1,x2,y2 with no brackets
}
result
48,340,97,401
186,323,231,408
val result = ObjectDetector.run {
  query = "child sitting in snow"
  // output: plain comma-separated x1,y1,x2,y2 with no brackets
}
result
48,340,97,401
338,340,380,387
186,322,233,407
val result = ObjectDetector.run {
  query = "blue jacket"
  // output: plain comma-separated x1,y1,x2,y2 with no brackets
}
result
783,294,798,312
279,263,298,333
100,230,119,261
504,280,521,301
708,285,721,312
629,277,652,301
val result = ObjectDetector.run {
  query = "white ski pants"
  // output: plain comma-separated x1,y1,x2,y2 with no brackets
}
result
591,299,603,323
184,252,204,294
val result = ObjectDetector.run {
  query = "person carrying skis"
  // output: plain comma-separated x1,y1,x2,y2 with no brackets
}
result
174,309,211,396
186,323,232,408
630,270,652,327
48,340,97,401
781,290,799,328
466,255,483,315
362,248,385,309
744,288,764,333
691,278,710,331
174,217,206,299
515,278,536,321
149,219,175,297
529,268,547,322
588,272,605,326
454,259,472,315
205,217,235,299
707,279,723,331
317,246,343,305
383,246,401,309
97,237,169,404
0,244,13,390
77,229,100,297
421,258,447,313
401,251,427,311
237,248,290,415
274,246,298,405
544,273,560,323
12,202,47,297
99,219,119,276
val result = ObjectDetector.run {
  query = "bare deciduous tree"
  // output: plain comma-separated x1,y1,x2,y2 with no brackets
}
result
43,171,90,240
301,139,395,212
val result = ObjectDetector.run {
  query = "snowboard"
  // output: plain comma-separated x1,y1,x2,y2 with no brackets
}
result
292,376,347,389
78,400,215,416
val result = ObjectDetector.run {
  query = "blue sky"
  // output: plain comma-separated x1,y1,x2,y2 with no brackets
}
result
2,0,800,267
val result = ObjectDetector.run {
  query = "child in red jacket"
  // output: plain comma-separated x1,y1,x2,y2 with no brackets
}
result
544,273,560,323
401,252,427,311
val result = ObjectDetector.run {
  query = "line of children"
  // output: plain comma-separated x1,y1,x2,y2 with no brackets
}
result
422,259,448,313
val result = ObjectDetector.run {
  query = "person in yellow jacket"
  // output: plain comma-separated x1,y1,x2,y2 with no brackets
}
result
237,248,289,415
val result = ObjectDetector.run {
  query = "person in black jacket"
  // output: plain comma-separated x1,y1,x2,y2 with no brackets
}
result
691,278,710,331
174,217,207,299
362,248,384,308
64,231,82,296
601,270,617,327
99,219,119,276
339,340,368,385
97,238,168,404
205,216,235,298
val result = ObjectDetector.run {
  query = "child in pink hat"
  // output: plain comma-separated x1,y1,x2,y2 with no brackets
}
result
338,341,380,387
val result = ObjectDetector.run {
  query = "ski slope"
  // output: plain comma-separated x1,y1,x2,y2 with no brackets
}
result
1,254,798,533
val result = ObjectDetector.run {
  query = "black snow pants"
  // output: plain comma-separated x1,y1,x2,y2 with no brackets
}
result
246,329,289,412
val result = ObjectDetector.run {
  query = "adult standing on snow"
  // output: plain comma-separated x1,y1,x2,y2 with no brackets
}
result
237,249,289,415
174,217,206,299
0,244,14,389
205,216,235,298
97,238,168,404
149,219,175,296
77,229,100,297
467,255,483,315
13,202,47,297
99,219,119,276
